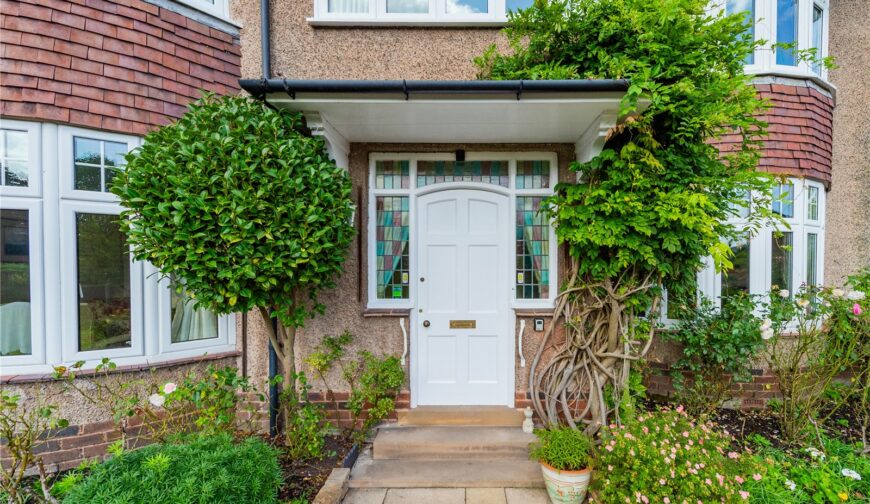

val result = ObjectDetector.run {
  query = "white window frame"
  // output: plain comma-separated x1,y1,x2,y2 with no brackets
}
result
0,121,236,376
0,197,45,366
311,0,518,25
367,152,558,311
177,0,231,20
0,119,42,198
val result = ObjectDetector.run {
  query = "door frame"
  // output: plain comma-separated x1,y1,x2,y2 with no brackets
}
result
365,152,559,408
411,186,515,407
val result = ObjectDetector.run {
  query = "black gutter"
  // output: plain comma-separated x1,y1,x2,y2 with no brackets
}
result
240,78,630,99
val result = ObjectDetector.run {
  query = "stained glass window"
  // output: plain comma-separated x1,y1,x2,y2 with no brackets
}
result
417,161,508,188
376,196,409,299
374,160,410,189
516,196,549,299
515,161,550,189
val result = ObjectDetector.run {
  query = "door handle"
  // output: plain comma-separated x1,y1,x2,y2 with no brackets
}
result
423,320,430,328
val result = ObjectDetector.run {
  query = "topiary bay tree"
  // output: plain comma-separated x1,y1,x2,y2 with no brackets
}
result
476,0,782,432
112,94,355,433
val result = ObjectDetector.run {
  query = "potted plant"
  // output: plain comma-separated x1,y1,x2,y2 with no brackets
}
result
529,426,593,504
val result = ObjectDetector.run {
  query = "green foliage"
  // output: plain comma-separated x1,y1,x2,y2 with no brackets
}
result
112,93,355,330
282,372,331,460
167,365,262,435
744,437,868,503
62,434,281,504
529,426,593,471
664,292,765,415
591,408,759,502
347,352,404,444
476,0,778,305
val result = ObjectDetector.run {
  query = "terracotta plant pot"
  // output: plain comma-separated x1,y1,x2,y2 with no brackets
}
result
539,461,592,504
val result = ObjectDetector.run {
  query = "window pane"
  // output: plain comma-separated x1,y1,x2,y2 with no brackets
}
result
772,183,794,218
374,160,410,189
1,130,29,187
74,137,102,165
726,0,755,64
386,0,427,13
170,279,218,343
806,233,818,288
417,160,509,188
515,160,550,189
722,235,750,299
516,196,549,299
75,164,102,191
446,0,487,14
729,190,751,219
329,0,369,12
506,0,533,12
104,141,128,168
771,232,793,294
812,5,823,74
76,213,131,352
0,209,31,356
807,186,819,220
376,196,409,299
776,0,798,66
666,283,697,320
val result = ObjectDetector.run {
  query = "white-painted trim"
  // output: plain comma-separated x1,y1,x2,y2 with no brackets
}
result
58,126,140,203
310,0,520,24
0,119,42,198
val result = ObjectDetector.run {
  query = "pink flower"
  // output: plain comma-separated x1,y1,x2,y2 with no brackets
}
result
664,498,670,504
705,479,712,485
854,303,862,315
728,452,739,459
163,382,177,394
753,474,762,481
641,496,649,504
660,479,667,485
735,476,744,484
740,490,750,500
606,444,614,452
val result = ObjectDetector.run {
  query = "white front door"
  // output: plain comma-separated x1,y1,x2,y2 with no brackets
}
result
415,189,512,406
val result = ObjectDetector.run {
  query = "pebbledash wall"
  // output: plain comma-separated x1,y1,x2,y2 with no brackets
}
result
231,0,856,419
0,0,244,472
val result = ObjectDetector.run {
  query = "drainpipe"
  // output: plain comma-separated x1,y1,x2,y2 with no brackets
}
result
261,0,279,438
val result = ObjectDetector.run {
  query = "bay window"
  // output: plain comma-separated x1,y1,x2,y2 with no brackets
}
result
314,0,535,23
0,121,236,376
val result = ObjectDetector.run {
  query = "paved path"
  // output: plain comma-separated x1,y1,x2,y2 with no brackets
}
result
343,487,550,504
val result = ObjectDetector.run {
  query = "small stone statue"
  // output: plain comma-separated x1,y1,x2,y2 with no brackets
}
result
522,407,534,433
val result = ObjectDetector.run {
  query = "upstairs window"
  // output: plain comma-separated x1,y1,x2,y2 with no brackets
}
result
726,0,756,65
775,0,798,66
315,0,535,22
811,4,824,74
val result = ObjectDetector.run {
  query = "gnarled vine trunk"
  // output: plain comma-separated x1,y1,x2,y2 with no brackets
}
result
529,261,659,435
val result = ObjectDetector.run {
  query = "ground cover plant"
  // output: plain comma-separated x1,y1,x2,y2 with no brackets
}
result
59,434,280,504
477,0,780,433
112,93,356,441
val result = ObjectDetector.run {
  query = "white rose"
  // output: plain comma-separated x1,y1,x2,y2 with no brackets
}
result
760,318,772,330
841,468,861,481
779,289,790,298
832,288,845,298
796,299,810,308
847,291,866,301
148,393,166,408
761,327,774,340
163,382,177,394
785,479,796,491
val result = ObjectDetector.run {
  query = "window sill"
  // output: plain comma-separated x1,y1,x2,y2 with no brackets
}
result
307,17,507,27
363,308,413,317
0,350,241,384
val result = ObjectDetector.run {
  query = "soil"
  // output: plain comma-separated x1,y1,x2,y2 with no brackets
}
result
276,435,355,502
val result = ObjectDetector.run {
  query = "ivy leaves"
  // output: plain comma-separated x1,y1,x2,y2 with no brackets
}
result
112,94,355,328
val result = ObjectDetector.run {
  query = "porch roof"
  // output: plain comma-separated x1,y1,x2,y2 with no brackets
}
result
239,79,629,160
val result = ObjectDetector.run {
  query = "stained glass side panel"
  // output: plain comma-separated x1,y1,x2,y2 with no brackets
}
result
516,196,549,299
417,161,509,187
374,160,410,190
376,196,409,299
515,160,550,189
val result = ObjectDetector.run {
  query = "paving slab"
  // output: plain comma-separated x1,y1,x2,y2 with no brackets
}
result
383,488,465,504
466,488,507,504
342,488,387,504
505,488,550,504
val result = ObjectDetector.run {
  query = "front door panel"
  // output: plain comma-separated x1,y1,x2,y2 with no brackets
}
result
416,189,511,406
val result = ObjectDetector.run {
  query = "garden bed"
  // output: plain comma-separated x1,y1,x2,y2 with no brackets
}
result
276,435,355,502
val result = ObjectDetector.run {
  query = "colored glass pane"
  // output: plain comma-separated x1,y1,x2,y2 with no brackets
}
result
515,160,550,189
376,196,410,299
516,196,549,299
417,160,508,187
374,160,410,189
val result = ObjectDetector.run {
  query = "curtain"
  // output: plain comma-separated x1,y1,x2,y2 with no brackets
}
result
171,294,218,343
329,0,368,13
0,301,31,355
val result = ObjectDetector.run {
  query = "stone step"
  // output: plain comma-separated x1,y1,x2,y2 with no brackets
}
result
374,426,535,460
347,449,544,489
396,406,524,427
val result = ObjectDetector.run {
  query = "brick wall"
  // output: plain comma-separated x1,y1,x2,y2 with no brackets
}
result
714,83,834,185
646,362,780,410
0,0,241,135
308,390,412,430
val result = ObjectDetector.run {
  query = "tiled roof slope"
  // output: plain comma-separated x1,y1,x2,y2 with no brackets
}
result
714,83,834,185
1,0,241,135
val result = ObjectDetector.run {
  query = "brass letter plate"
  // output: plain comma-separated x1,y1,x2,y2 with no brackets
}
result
449,320,476,329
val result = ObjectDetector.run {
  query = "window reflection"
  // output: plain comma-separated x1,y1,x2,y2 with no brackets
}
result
0,209,31,356
776,0,798,66
771,232,793,294
722,235,750,299
726,0,755,65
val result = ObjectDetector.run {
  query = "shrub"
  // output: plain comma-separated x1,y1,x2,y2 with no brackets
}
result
62,434,281,504
591,408,759,503
529,426,593,471
112,93,356,438
282,372,331,460
167,365,262,435
664,293,765,415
